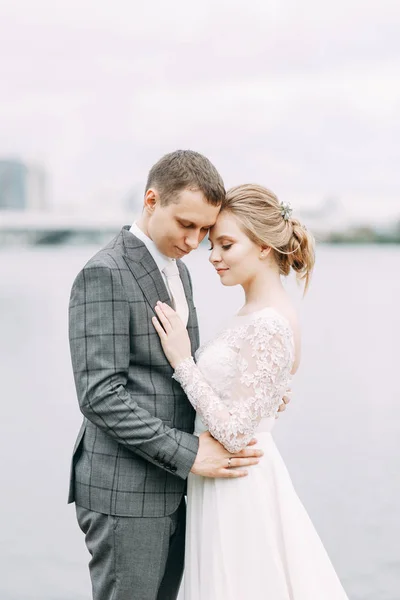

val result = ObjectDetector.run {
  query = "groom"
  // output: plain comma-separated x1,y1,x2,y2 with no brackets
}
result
68,150,287,600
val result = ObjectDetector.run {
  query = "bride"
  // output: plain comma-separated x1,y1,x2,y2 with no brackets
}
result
152,184,349,599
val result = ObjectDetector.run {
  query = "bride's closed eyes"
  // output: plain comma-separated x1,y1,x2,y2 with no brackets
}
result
208,243,233,251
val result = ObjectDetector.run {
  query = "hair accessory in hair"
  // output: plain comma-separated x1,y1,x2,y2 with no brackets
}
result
280,201,293,221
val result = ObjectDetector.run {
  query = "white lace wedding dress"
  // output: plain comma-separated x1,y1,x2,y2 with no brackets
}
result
173,307,349,600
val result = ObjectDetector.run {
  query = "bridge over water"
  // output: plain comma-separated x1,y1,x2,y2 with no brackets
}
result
0,211,136,244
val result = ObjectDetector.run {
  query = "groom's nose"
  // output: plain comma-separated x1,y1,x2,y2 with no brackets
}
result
185,232,201,250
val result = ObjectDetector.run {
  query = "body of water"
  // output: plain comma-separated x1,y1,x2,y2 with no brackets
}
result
1,244,399,600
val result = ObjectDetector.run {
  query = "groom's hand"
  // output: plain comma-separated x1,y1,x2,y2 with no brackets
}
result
191,431,263,478
276,387,292,418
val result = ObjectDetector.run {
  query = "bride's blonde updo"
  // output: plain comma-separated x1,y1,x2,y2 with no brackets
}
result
222,184,315,292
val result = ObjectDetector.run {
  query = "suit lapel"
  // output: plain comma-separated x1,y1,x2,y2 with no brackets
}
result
177,260,192,304
120,226,199,348
121,227,172,313
177,260,200,350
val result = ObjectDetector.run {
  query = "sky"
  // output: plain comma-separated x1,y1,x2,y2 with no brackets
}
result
0,0,399,220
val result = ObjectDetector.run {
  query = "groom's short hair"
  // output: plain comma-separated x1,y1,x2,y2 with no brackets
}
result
145,150,225,206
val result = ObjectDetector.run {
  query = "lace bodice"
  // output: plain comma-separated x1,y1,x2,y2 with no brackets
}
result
173,307,295,453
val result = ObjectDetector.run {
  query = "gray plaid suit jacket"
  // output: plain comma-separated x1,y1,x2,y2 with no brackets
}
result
68,226,200,517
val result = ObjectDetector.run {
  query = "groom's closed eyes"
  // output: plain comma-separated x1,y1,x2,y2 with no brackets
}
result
177,218,211,232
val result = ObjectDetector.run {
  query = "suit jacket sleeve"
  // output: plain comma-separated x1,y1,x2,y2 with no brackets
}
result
69,262,199,480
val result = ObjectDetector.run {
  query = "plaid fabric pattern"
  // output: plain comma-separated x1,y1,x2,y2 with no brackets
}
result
68,226,200,517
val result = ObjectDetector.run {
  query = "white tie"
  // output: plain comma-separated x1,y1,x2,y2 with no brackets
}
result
162,261,189,327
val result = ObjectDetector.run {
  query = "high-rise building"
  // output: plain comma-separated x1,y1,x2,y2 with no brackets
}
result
0,159,48,210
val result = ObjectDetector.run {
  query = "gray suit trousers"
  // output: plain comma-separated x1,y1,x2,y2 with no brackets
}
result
76,498,186,600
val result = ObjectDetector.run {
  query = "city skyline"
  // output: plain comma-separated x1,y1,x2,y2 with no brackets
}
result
0,158,48,211
0,0,399,220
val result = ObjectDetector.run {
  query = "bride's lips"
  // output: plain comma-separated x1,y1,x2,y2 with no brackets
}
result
216,268,229,274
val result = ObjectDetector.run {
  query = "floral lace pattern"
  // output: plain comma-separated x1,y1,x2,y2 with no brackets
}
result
173,310,295,453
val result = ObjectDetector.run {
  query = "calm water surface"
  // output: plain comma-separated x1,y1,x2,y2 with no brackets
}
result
1,244,399,600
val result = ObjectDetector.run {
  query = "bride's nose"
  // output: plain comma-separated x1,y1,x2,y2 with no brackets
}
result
209,248,221,265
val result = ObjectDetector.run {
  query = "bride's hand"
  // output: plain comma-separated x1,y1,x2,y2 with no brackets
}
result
152,301,192,369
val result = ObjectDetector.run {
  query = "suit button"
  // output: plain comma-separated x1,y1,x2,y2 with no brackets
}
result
171,466,177,473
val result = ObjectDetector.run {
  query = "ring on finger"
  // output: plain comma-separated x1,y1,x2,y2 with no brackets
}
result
227,457,232,468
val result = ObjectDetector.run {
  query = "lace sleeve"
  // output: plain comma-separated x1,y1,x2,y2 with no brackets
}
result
173,315,294,453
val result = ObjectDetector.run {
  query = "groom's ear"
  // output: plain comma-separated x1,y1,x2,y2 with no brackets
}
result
144,188,159,214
